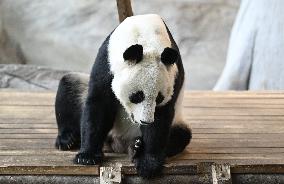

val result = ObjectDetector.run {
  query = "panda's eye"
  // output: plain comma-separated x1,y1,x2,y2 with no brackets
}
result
129,91,145,104
156,92,165,105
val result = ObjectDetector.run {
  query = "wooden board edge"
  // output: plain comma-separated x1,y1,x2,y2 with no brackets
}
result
231,164,284,174
1,163,284,176
0,165,99,176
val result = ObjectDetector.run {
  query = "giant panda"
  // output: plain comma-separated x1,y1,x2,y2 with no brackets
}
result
55,14,192,178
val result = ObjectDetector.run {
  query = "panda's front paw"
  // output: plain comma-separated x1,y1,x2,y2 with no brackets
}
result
134,153,164,179
55,132,80,151
74,152,103,165
128,137,143,161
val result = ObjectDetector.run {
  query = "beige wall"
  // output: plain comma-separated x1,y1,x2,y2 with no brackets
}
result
0,0,240,89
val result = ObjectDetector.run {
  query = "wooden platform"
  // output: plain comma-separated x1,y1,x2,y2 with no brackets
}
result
0,91,284,183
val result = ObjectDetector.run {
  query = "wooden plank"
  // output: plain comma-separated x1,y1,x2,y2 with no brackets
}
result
0,118,55,124
0,134,56,139
184,91,284,98
0,155,75,166
0,150,75,156
1,133,283,140
0,139,54,150
184,108,284,116
185,103,284,109
0,92,55,106
0,106,284,118
1,90,284,102
0,129,57,134
184,99,284,105
192,128,284,134
190,124,283,129
1,90,284,176
1,138,284,151
3,91,284,105
0,153,126,166
0,106,54,119
188,120,284,124
1,147,283,156
170,159,284,166
0,123,56,129
173,153,284,161
2,132,283,140
2,106,284,119
2,122,283,129
231,164,284,174
186,147,284,154
2,118,284,125
1,118,284,125
186,116,284,120
189,139,284,148
8,151,281,168
193,133,284,139
0,166,99,175
1,160,283,176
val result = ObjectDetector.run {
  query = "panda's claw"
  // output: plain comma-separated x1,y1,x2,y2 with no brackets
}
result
74,152,103,165
55,132,80,151
128,137,143,162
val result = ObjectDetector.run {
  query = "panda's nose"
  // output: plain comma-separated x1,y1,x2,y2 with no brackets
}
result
140,120,153,126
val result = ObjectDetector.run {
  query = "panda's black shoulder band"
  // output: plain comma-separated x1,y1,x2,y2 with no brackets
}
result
123,44,143,63
161,47,179,65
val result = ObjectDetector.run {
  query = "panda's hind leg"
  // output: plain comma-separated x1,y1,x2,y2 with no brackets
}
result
166,123,192,157
55,73,89,151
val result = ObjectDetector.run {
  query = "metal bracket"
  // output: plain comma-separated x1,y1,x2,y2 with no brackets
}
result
211,163,231,184
100,164,122,184
197,162,232,184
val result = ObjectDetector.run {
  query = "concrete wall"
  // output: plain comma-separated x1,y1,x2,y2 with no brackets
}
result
0,0,240,90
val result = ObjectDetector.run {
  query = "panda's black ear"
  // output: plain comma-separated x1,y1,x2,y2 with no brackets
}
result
161,47,179,65
123,44,143,63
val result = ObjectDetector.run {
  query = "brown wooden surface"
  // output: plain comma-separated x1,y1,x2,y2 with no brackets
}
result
0,91,284,175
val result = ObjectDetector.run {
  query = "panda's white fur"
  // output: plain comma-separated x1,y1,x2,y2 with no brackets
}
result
109,14,179,124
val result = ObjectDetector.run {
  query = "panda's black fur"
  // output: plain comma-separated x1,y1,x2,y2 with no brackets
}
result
55,14,192,178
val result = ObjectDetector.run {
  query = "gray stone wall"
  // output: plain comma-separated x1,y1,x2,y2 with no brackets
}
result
0,0,240,90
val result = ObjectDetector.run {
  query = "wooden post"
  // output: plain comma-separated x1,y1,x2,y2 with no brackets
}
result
116,0,133,23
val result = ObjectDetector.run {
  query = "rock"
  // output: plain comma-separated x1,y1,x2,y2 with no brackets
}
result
0,64,72,91
215,0,284,90
0,0,240,89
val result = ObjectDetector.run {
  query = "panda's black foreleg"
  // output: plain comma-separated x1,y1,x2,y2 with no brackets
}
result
74,83,118,165
133,105,174,178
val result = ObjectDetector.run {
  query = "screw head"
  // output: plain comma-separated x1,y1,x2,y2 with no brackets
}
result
108,173,115,179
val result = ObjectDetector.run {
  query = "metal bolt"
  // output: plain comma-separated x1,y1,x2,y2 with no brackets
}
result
108,173,115,179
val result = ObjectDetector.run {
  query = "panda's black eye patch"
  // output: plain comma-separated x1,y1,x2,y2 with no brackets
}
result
123,44,143,63
129,91,145,104
156,92,165,105
161,47,179,65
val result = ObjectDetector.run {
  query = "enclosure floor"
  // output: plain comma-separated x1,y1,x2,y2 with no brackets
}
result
0,90,284,175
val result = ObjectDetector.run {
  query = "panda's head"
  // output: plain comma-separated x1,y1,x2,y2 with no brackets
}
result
111,44,179,125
